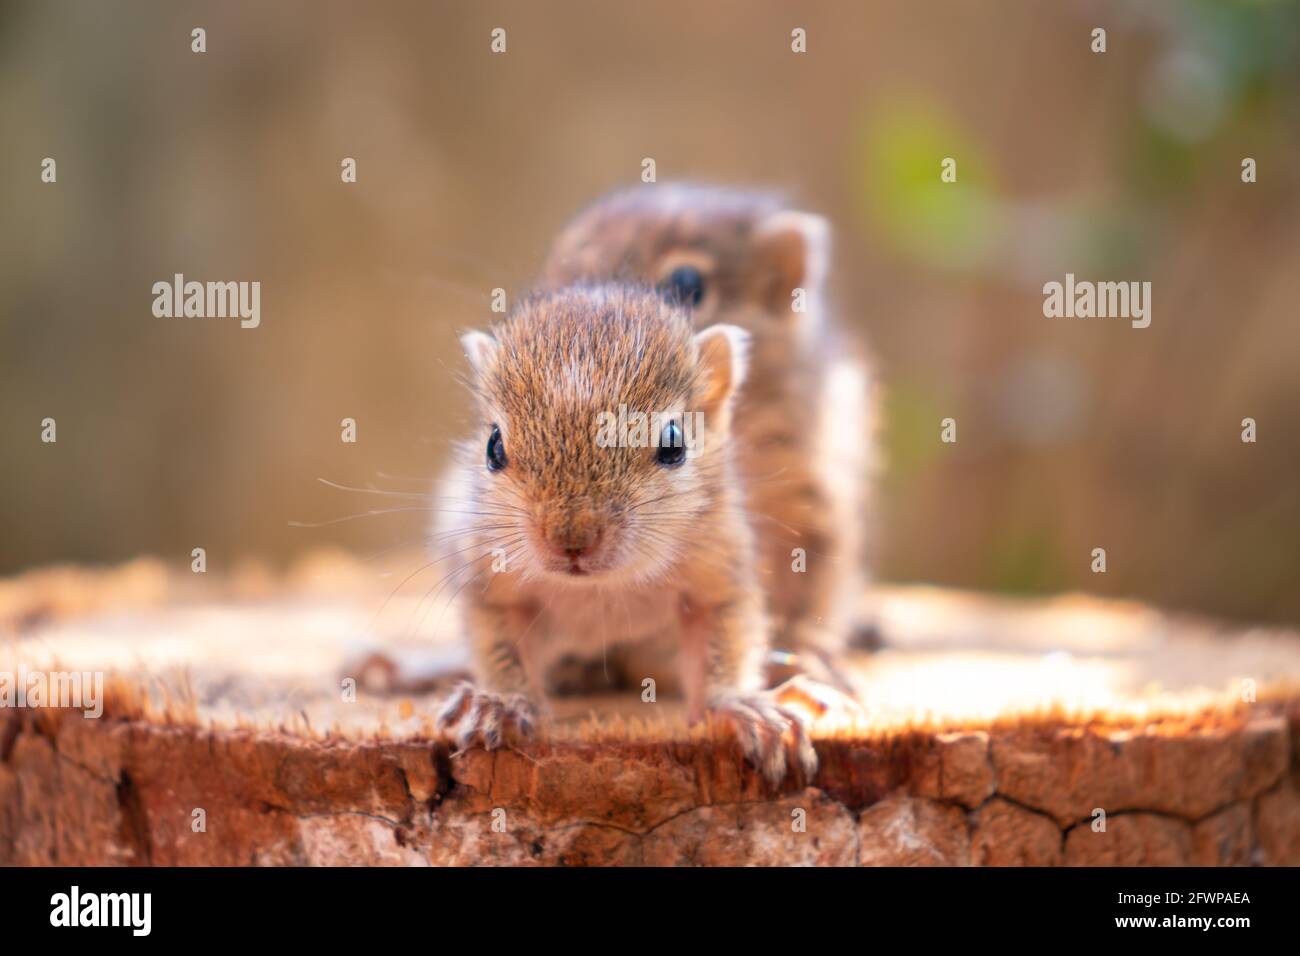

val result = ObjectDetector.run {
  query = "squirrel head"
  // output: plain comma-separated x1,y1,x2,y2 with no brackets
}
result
457,284,749,585
542,182,830,326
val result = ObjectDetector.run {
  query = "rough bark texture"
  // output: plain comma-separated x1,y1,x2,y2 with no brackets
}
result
3,558,1300,866
2,704,1298,866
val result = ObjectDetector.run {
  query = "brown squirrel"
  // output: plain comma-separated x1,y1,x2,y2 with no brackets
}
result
542,184,877,685
432,284,816,783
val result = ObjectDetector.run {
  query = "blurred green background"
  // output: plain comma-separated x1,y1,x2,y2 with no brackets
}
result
1,1,1297,624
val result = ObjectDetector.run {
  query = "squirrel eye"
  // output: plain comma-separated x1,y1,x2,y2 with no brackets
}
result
655,421,686,467
486,425,508,472
660,266,705,308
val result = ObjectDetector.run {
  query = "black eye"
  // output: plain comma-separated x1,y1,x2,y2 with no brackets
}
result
655,421,686,467
661,266,705,308
486,425,508,472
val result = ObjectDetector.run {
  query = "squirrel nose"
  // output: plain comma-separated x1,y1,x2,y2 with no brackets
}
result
548,523,603,558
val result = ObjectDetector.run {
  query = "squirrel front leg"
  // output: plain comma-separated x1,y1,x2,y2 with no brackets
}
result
436,599,543,751
680,587,817,785
680,589,766,721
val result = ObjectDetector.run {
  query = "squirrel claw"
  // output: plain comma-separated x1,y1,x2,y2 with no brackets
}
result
708,692,818,786
435,681,538,752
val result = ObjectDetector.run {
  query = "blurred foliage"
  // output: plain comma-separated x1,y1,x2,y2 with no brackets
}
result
1,0,1298,625
856,104,997,271
879,384,949,485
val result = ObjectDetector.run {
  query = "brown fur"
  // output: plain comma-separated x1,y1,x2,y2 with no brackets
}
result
543,184,877,681
432,284,815,783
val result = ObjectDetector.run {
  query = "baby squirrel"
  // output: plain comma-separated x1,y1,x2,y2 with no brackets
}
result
433,284,816,783
542,184,876,685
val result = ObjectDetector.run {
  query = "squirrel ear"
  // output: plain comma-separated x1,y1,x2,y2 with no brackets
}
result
693,324,750,416
460,330,497,376
752,210,830,313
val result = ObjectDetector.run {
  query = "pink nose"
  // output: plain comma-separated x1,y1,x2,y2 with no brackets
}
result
549,527,602,560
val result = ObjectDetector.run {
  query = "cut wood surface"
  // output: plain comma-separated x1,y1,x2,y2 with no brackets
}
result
2,552,1299,866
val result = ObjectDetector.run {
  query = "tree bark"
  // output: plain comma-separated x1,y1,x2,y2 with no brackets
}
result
1,559,1298,866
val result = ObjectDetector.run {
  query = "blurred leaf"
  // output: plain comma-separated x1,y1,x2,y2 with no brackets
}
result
984,527,1069,596
853,102,998,270
880,383,948,486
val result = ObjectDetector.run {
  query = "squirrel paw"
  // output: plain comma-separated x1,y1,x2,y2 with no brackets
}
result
707,692,818,786
435,682,538,752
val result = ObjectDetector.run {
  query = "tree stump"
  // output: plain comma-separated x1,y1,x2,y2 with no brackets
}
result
2,553,1298,866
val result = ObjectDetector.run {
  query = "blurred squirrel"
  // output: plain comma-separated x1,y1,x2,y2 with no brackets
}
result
542,183,878,686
